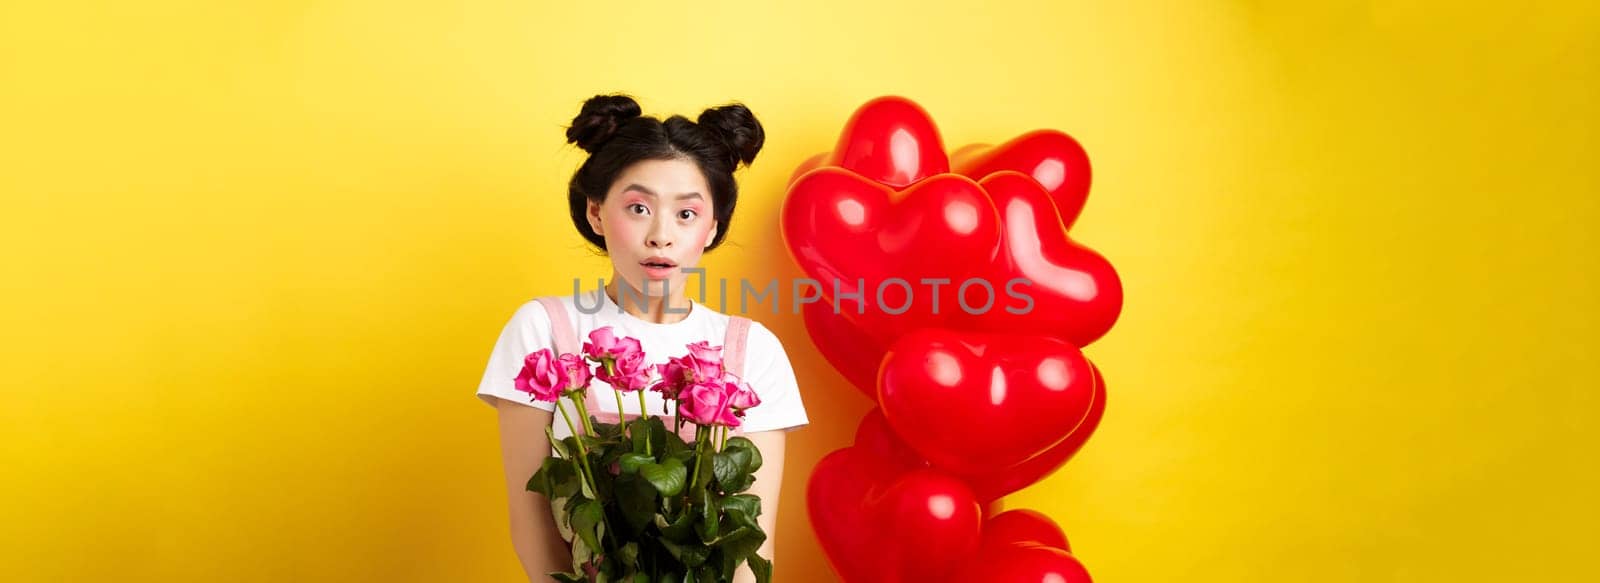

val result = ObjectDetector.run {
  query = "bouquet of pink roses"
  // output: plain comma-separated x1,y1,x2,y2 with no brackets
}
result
515,326,771,583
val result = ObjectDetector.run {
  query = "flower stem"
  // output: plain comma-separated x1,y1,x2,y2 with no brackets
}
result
637,391,652,456
560,396,615,554
688,425,707,493
556,399,598,496
613,389,627,426
570,391,597,436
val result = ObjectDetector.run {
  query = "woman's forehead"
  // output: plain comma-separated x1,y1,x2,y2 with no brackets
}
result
611,159,711,200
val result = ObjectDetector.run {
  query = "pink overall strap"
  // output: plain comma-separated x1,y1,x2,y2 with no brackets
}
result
535,297,580,356
537,297,622,422
723,316,752,436
536,297,608,416
723,316,752,379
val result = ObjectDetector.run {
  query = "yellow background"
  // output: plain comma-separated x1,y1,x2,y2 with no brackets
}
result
2,1,1595,581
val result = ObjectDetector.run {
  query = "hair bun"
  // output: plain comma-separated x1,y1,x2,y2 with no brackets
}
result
566,94,643,153
696,103,765,168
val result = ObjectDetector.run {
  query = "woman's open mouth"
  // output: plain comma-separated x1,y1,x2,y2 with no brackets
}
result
640,257,678,279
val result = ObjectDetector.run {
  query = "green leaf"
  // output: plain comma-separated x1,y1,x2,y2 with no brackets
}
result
696,488,719,542
668,450,694,467
748,555,772,583
571,499,604,553
661,422,690,456
705,526,750,546
547,425,571,459
716,527,766,576
722,436,763,473
656,506,695,542
527,457,555,497
711,449,750,488
720,494,762,531
629,418,653,454
646,415,672,446
617,542,640,569
528,456,581,499
615,474,657,536
620,452,654,475
659,537,710,568
640,457,687,497
579,433,608,452
719,494,761,518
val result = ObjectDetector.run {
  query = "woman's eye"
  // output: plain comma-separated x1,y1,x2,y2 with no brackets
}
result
679,209,697,221
628,204,649,215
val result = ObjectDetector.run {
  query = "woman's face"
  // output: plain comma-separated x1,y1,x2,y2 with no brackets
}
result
586,158,718,299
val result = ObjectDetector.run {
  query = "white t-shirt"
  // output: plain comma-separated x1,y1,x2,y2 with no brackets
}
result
477,287,810,441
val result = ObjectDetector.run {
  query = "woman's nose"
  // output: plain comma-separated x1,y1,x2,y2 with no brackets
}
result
646,220,672,248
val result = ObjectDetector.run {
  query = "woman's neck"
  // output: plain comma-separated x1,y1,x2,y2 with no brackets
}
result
605,279,694,324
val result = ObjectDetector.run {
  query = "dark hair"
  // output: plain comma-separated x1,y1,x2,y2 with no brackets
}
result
564,93,764,252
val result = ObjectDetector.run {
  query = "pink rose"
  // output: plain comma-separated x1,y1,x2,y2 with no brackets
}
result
686,341,723,367
724,375,761,416
677,378,743,428
514,349,563,402
683,342,726,381
676,380,723,426
584,326,643,363
556,352,592,391
649,357,694,400
686,353,723,383
585,326,650,393
600,348,652,393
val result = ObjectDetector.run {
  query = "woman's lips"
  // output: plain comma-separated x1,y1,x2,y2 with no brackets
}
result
641,263,677,279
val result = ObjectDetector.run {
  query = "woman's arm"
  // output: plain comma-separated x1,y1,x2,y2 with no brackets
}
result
733,429,788,583
494,398,572,581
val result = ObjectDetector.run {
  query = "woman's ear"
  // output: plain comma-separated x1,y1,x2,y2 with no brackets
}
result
705,221,718,249
586,199,604,236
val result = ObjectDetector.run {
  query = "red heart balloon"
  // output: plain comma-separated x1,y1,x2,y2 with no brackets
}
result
872,469,984,582
821,95,950,188
960,362,1107,502
972,171,1122,346
981,509,1071,553
947,542,1095,583
807,447,899,582
952,130,1093,230
809,409,937,582
782,166,1004,335
879,328,1098,475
